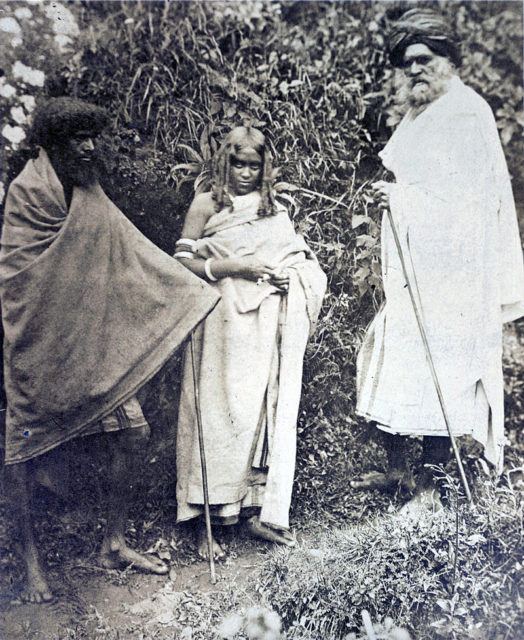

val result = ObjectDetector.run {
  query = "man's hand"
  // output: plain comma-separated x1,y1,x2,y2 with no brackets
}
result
371,180,395,209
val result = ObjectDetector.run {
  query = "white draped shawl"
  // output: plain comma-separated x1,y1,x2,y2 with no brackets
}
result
357,77,524,471
176,192,326,529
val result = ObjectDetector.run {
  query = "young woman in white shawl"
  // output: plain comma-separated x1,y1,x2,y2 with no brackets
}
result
174,127,327,558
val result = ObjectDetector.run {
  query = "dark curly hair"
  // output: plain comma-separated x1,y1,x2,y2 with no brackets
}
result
30,97,109,150
211,126,277,217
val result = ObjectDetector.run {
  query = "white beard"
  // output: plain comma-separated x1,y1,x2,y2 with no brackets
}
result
396,58,456,114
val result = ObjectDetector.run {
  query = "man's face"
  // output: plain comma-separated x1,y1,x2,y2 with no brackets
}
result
400,43,454,108
229,147,263,196
66,130,97,164
52,129,100,187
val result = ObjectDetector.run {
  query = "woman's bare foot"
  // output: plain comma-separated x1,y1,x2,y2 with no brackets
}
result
350,469,415,492
246,516,296,547
197,525,225,560
99,538,168,574
23,561,53,604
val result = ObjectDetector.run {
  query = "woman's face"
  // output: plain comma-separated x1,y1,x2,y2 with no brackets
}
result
229,146,263,196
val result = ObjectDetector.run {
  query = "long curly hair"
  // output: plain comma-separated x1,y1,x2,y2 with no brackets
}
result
30,97,109,150
211,126,277,216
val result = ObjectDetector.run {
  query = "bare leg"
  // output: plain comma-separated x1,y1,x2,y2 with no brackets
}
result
195,521,225,560
98,427,167,574
351,430,415,491
8,462,53,603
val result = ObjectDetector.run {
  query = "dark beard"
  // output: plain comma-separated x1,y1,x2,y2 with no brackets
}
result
68,161,99,187
49,148,101,189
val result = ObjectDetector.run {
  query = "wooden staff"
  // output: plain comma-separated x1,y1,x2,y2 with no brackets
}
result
190,331,217,582
385,206,472,502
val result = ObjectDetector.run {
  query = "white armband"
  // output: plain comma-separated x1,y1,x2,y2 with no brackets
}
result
204,258,218,282
174,238,197,260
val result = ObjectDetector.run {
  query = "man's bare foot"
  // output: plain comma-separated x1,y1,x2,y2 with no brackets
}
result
99,539,168,574
350,469,415,492
22,564,53,604
398,487,443,518
246,516,296,547
197,526,225,560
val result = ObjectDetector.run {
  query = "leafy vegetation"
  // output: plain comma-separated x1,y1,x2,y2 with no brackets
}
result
257,473,524,640
2,0,523,445
0,2,523,639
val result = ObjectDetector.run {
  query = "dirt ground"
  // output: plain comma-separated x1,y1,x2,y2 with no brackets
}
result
0,471,386,640
1,532,271,640
1,325,522,639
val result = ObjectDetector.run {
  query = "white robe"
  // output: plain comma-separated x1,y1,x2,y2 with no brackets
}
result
176,193,327,529
356,76,524,472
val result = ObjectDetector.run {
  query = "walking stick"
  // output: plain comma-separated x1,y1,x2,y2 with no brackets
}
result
384,206,472,503
190,331,217,583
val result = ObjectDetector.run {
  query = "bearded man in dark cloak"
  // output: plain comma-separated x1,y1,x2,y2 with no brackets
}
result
1,97,219,601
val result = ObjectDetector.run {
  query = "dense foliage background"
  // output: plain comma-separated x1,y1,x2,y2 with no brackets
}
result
1,2,523,638
2,1,522,435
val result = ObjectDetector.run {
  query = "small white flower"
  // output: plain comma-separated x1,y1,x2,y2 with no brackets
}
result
14,8,33,20
0,17,22,34
13,61,45,87
2,124,26,148
20,94,36,112
44,3,79,36
0,83,17,99
10,106,27,125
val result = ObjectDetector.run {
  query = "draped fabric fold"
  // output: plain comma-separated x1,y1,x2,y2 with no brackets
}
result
176,192,326,529
1,149,219,464
357,77,524,472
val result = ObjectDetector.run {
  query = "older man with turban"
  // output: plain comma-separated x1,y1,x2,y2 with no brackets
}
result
1,97,219,601
353,9,524,511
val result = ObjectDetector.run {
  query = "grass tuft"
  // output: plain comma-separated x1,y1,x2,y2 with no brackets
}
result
256,473,523,640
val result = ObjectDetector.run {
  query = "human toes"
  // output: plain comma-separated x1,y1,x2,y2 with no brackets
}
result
276,530,296,547
125,550,169,574
197,540,225,560
247,517,296,547
23,586,53,604
143,556,169,575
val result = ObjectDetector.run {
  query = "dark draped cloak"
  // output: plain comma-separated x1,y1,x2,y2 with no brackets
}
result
1,149,219,463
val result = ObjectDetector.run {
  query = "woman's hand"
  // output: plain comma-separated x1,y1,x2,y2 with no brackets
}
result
371,180,395,209
234,256,276,282
204,256,289,292
269,271,289,294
